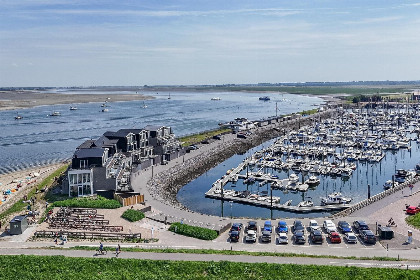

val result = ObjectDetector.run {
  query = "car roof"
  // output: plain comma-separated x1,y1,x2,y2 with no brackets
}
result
339,221,349,224
247,230,256,234
230,230,239,234
232,223,241,227
278,221,287,226
264,221,271,225
279,232,287,237
330,232,340,236
262,230,271,234
312,230,322,234
249,221,257,225
294,230,304,235
356,220,367,224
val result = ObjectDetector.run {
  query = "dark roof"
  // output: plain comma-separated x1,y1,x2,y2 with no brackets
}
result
117,128,144,134
94,136,118,148
74,148,105,158
143,125,164,131
77,140,97,149
11,215,27,222
104,130,134,138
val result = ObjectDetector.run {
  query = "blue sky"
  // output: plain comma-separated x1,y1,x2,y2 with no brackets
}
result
1,0,420,86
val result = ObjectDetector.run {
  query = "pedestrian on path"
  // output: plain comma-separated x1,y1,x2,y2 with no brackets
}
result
116,244,121,257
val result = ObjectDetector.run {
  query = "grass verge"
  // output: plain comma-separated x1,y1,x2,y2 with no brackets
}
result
179,128,231,147
406,213,420,229
1,255,418,280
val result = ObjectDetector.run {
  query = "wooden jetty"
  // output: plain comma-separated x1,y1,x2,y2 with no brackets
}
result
205,187,351,213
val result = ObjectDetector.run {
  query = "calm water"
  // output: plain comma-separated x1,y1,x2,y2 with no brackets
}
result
177,121,420,219
0,90,323,174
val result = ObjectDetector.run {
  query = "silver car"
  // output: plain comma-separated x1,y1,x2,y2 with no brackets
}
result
277,232,288,244
344,232,357,243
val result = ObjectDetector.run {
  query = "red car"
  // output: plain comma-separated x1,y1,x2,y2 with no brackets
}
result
329,232,342,243
406,206,420,215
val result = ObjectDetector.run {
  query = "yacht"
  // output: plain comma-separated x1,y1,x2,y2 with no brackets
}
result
297,200,314,207
321,192,351,205
14,112,23,120
211,97,221,101
50,111,61,116
69,106,78,110
288,173,299,184
259,96,270,101
101,108,109,112
305,175,320,185
383,180,393,190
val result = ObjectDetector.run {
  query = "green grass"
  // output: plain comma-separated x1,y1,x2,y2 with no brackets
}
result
70,246,403,262
299,108,318,115
0,255,418,280
406,213,420,229
121,209,145,222
0,164,68,223
169,222,218,240
178,128,231,147
53,195,121,209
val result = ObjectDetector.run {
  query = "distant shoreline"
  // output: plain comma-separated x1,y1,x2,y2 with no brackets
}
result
0,91,153,111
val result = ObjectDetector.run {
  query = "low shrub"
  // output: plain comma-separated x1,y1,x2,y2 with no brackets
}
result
406,213,420,229
169,222,218,240
121,209,145,222
53,196,121,209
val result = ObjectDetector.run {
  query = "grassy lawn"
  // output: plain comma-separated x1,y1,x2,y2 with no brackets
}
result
0,255,418,280
121,209,145,222
179,128,231,147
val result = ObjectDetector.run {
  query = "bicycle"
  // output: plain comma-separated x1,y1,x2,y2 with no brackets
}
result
96,249,107,255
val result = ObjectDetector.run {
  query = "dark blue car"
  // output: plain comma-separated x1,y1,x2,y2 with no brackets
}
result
264,221,272,233
277,221,288,233
337,221,352,233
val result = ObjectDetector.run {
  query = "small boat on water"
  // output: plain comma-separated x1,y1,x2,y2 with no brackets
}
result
259,96,270,101
321,192,351,205
297,200,314,207
101,108,109,112
211,97,221,101
69,106,78,110
288,173,299,184
15,112,23,120
383,180,393,190
305,175,320,185
50,111,61,116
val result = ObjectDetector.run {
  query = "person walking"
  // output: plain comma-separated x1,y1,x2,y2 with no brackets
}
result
116,244,121,257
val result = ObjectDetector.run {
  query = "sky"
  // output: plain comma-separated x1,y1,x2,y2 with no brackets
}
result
1,0,420,87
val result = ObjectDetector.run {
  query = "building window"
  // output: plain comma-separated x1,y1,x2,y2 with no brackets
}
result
80,160,87,169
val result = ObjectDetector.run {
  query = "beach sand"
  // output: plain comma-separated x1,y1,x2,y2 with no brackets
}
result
0,91,152,111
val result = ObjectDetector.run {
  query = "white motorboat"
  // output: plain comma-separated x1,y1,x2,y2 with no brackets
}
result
321,192,351,205
297,200,314,207
50,111,61,116
101,108,109,112
15,112,23,120
383,180,393,190
288,173,299,184
69,106,78,110
142,101,148,108
211,97,221,101
305,175,320,185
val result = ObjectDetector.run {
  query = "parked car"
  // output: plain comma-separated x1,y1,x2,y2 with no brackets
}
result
337,221,352,233
261,230,272,243
323,220,337,233
229,231,240,242
344,232,358,244
277,232,288,244
212,135,222,140
245,230,257,243
309,219,320,232
293,220,305,233
328,231,342,243
360,230,376,244
309,229,323,244
353,220,370,233
186,145,198,153
406,206,420,215
293,230,306,244
277,221,288,233
263,221,272,233
230,223,243,232
246,221,258,232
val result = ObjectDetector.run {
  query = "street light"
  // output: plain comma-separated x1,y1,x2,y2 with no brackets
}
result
229,201,233,219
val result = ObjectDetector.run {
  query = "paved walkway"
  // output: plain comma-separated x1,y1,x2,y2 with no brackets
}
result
1,247,420,270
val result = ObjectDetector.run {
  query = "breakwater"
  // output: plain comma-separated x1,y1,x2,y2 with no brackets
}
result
146,109,337,209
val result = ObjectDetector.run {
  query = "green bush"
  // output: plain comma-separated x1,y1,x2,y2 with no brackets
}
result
169,222,218,240
406,213,420,229
121,209,145,222
53,196,121,209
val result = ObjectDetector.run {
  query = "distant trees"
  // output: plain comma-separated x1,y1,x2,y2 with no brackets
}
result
352,94,382,103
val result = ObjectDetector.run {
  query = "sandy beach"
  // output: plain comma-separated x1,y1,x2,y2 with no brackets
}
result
0,91,152,111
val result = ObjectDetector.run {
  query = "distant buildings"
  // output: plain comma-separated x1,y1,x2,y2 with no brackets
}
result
66,125,182,197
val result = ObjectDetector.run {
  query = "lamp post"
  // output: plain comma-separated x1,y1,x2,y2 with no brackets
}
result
229,201,233,219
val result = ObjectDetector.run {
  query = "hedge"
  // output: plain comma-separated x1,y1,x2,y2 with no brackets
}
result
121,209,145,222
53,196,121,209
169,222,218,240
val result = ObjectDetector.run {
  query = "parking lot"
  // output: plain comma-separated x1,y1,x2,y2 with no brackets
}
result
221,219,383,250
